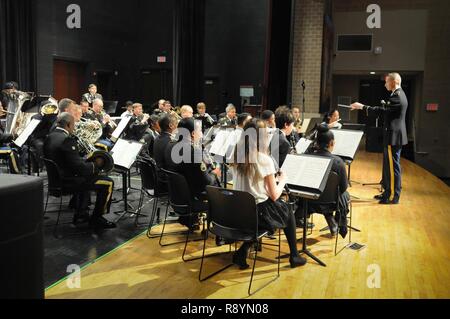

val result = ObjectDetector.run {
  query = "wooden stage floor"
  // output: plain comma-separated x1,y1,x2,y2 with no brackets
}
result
46,152,450,299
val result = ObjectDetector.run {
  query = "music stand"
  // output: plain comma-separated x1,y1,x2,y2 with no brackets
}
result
12,118,42,176
280,154,333,267
104,100,119,115
110,139,144,222
209,127,239,187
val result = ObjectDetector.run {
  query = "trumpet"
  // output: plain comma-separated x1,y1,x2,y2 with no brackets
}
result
100,110,118,130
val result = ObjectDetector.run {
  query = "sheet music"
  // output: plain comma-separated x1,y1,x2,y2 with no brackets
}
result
299,118,311,134
13,119,41,148
281,154,331,190
110,138,143,169
295,138,313,154
111,116,132,141
209,128,236,157
331,129,364,159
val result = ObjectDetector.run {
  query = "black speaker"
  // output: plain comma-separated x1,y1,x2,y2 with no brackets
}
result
366,127,384,153
0,175,44,299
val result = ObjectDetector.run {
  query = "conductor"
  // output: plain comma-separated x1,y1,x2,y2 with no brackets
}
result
351,73,408,204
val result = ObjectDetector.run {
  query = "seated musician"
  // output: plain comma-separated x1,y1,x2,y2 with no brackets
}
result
218,104,237,126
270,108,295,168
120,101,134,118
81,84,103,106
164,118,221,229
91,98,114,150
80,101,94,120
194,102,215,131
296,124,350,237
126,103,150,141
43,113,116,229
0,119,22,174
153,99,167,115
289,106,302,143
261,110,276,129
230,119,306,269
180,105,194,119
153,114,178,168
146,115,161,158
28,99,59,173
237,112,252,130
323,109,342,130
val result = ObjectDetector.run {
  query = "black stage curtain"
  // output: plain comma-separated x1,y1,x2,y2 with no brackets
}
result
173,0,205,107
263,0,292,111
319,0,334,113
0,0,36,92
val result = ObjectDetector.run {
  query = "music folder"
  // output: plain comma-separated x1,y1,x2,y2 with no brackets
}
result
295,138,313,154
13,118,41,148
110,138,144,170
110,116,133,143
281,154,333,199
300,117,323,135
330,129,364,161
209,128,238,158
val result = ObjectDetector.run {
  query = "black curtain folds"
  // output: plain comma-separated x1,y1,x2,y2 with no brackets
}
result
173,0,205,107
0,0,36,92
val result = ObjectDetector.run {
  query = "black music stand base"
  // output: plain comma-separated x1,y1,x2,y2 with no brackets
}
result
113,169,146,223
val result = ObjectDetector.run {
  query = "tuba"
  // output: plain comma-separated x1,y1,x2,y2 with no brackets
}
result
4,91,32,135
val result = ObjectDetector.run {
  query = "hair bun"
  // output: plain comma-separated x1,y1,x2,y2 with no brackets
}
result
316,123,329,133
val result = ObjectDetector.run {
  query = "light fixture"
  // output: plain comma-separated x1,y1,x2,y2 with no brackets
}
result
370,72,376,75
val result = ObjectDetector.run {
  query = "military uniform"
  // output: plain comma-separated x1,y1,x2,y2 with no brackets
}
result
363,87,408,203
218,116,237,127
43,128,114,219
0,127,21,174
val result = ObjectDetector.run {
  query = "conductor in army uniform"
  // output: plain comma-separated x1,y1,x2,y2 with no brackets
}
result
351,73,408,204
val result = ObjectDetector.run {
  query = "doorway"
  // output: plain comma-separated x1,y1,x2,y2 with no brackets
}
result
53,59,86,101
140,69,173,112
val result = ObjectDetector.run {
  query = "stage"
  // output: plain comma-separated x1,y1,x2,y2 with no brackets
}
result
45,151,450,299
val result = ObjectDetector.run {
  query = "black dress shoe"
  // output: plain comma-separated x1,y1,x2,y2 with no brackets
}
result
379,198,399,205
289,255,307,268
232,251,249,270
296,219,315,229
90,216,117,229
374,193,385,200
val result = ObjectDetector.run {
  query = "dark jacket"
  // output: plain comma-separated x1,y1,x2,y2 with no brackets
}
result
364,87,408,146
270,129,291,168
164,139,217,199
126,116,149,141
43,129,96,182
153,131,173,168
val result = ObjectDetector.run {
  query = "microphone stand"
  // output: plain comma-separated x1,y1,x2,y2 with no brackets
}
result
301,81,306,125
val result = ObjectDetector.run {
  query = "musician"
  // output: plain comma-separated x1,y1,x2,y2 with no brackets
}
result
261,110,276,129
218,104,237,126
80,101,93,120
43,113,116,229
146,115,161,158
270,108,295,168
0,125,21,174
120,101,134,118
28,99,59,173
180,105,194,119
91,98,114,149
153,114,178,169
230,119,306,269
194,102,215,131
126,103,150,142
351,72,408,204
1,81,19,108
296,124,350,237
153,99,166,115
164,118,221,229
81,84,103,106
323,109,342,129
237,112,252,129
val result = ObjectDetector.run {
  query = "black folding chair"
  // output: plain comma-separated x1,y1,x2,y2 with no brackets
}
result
136,157,168,229
43,158,81,238
159,169,207,261
311,171,355,255
200,186,281,296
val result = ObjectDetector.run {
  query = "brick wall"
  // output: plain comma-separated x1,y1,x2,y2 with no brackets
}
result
291,0,325,114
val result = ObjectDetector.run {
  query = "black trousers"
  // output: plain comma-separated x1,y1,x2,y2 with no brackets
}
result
382,145,402,201
69,176,114,217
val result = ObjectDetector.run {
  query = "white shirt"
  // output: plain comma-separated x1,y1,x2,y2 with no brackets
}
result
232,152,276,204
121,110,133,118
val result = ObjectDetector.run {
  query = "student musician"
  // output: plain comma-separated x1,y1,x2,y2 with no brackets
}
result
230,119,306,269
323,109,342,129
296,124,350,237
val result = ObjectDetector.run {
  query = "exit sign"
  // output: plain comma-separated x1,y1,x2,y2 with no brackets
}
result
426,103,439,112
157,56,167,63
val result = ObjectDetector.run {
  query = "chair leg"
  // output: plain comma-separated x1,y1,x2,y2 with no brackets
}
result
53,196,63,238
147,197,159,238
198,231,234,281
44,192,50,217
134,189,145,226
158,201,171,246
